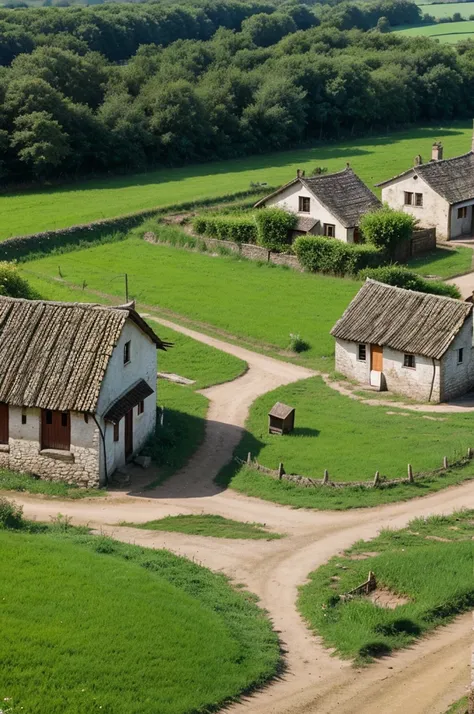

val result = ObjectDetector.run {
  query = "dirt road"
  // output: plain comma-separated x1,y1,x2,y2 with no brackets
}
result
9,318,474,714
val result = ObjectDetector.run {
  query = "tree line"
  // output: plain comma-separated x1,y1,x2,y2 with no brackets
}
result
2,0,471,183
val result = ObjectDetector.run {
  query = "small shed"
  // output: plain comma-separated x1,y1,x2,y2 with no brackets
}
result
268,402,295,435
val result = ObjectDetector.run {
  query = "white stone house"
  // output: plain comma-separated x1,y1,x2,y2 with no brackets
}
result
0,296,169,488
377,140,474,240
254,167,381,243
331,279,474,403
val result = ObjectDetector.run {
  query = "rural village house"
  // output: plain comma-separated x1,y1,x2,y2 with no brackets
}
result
254,166,381,243
0,296,168,488
377,135,474,240
331,279,474,403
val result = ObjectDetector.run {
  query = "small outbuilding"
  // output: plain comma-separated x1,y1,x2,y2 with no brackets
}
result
268,402,295,435
331,279,474,403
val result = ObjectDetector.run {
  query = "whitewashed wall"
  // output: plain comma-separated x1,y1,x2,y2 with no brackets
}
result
449,202,474,239
440,318,474,400
97,318,157,479
263,181,350,242
381,174,450,239
382,346,440,402
335,339,371,383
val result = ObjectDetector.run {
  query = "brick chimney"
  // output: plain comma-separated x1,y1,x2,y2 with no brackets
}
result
431,141,443,161
414,154,423,167
296,168,306,179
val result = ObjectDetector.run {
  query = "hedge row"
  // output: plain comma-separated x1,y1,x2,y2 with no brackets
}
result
193,214,258,244
359,266,461,299
0,186,272,262
294,235,382,275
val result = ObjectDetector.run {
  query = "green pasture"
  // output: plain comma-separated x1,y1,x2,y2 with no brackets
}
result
120,514,282,539
394,20,474,41
406,245,472,277
0,122,472,240
220,376,474,509
0,526,279,714
298,510,474,663
419,2,474,17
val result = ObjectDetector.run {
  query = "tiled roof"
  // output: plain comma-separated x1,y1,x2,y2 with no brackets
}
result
0,297,167,412
268,402,295,419
331,279,472,360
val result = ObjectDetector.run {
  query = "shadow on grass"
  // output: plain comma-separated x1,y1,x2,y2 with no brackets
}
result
290,427,321,438
374,619,422,637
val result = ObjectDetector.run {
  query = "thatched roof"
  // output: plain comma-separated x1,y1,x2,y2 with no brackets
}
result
377,152,474,204
0,297,167,412
331,280,472,360
269,402,295,419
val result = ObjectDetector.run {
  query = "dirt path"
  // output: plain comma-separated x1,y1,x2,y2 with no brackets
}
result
7,318,474,714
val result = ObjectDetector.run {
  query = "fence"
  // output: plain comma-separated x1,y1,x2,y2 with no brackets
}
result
392,228,437,263
237,447,474,489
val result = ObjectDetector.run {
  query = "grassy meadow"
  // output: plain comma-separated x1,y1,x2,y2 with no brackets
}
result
1,122,472,239
219,376,474,509
420,2,474,16
298,510,474,663
0,525,279,714
120,514,282,539
394,20,474,41
406,245,472,277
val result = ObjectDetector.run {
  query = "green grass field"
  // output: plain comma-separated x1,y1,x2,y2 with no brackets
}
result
0,525,279,714
120,514,282,539
1,123,472,239
419,2,474,16
394,20,474,41
219,376,474,509
298,510,474,663
406,245,473,277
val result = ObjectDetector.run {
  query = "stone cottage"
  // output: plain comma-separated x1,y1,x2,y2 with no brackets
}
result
0,296,169,488
331,279,474,403
254,166,381,243
377,138,474,240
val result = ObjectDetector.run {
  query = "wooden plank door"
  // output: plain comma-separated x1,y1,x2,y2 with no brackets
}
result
370,344,383,372
124,409,133,460
0,403,9,445
41,409,70,451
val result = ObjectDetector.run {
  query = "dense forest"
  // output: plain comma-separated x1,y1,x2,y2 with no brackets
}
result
0,0,471,183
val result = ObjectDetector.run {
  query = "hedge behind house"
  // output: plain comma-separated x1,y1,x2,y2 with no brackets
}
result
193,214,258,244
294,235,382,275
359,266,461,299
255,207,297,252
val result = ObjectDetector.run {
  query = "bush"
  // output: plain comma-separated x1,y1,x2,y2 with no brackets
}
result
360,206,416,254
193,214,257,244
255,207,297,252
294,235,382,275
359,266,461,298
288,333,310,353
0,262,38,299
0,497,24,530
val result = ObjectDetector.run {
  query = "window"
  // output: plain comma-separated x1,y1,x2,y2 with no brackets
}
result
84,413,89,424
61,412,68,428
404,192,413,206
123,341,131,365
358,344,366,361
45,409,53,425
298,196,310,213
415,193,423,207
458,348,464,364
138,400,144,415
403,354,416,369
323,224,336,238
21,413,27,425
457,206,468,220
113,422,119,442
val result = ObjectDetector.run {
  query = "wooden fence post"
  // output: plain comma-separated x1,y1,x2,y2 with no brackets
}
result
373,471,380,487
278,463,285,479
247,452,252,465
323,469,329,485
468,447,473,460
407,464,414,482
443,456,448,469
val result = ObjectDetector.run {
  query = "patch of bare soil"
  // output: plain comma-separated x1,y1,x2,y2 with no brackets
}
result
348,551,380,560
368,587,410,609
425,535,451,542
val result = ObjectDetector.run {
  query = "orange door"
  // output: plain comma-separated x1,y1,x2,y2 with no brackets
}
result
370,344,383,372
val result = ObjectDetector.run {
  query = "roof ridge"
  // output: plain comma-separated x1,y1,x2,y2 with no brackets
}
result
417,150,473,169
0,295,126,312
302,166,353,182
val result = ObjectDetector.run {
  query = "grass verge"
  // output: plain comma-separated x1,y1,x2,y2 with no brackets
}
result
0,469,105,499
445,698,468,714
407,245,473,278
298,510,474,664
119,514,282,539
0,518,280,714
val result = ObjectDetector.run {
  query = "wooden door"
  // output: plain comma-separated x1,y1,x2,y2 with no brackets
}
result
353,227,361,244
124,409,133,460
41,409,70,451
370,344,383,372
0,403,9,445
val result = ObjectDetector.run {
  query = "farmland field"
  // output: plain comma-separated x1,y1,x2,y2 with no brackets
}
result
394,20,474,41
418,2,474,17
0,122,472,240
0,526,279,714
298,510,474,663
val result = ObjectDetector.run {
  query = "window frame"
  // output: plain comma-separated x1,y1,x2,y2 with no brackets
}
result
358,344,367,362
404,191,413,206
113,421,120,442
457,206,468,220
415,193,423,207
298,196,310,213
458,347,464,364
123,340,131,365
137,400,144,416
403,353,416,369
323,223,336,238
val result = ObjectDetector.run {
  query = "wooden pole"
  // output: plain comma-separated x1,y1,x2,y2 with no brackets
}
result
468,447,473,459
125,273,129,302
407,464,414,482
323,469,329,485
443,456,448,469
278,463,284,479
373,471,380,487
247,452,252,465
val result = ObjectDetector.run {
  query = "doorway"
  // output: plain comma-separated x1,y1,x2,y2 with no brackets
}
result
124,408,133,460
41,409,70,451
370,344,383,372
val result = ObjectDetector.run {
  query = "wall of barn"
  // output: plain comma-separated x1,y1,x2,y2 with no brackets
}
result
262,181,350,242
381,174,450,239
335,339,371,383
0,407,100,488
440,318,474,401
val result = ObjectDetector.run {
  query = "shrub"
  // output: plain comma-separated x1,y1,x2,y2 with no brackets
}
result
359,266,461,298
0,262,38,299
294,235,382,275
193,214,257,244
255,207,297,252
0,497,24,529
360,206,416,254
288,333,310,353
